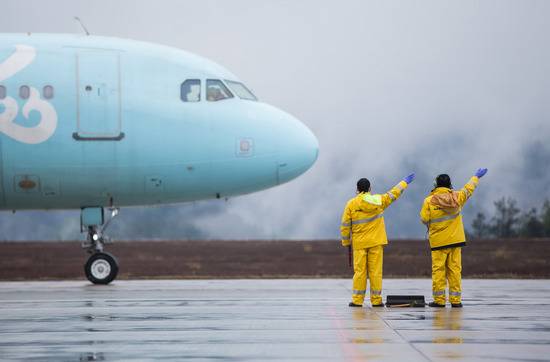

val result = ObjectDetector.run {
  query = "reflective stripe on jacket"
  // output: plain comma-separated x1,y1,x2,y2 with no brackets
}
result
420,176,479,250
340,180,408,250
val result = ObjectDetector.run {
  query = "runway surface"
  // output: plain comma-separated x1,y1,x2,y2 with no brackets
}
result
1,279,549,361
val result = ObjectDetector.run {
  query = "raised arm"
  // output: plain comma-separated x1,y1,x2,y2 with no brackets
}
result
457,168,487,206
381,173,415,209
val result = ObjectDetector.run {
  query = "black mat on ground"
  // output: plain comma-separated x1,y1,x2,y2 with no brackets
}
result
386,295,426,307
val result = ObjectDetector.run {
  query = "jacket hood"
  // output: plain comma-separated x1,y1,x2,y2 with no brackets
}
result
430,188,460,214
356,192,383,212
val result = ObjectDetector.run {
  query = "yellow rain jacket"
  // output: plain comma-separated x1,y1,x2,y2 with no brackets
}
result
341,180,408,250
420,176,479,250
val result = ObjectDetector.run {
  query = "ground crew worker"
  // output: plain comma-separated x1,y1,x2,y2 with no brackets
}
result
420,168,488,308
341,173,415,307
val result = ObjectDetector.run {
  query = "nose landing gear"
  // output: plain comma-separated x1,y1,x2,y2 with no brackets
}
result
81,207,119,284
84,251,118,285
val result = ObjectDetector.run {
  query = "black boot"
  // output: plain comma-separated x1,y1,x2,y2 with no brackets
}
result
348,302,362,307
429,302,445,308
451,303,463,308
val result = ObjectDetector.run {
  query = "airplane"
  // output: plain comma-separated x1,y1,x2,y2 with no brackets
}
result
0,33,319,284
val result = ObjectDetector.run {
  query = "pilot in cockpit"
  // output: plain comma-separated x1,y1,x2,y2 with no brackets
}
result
207,87,224,101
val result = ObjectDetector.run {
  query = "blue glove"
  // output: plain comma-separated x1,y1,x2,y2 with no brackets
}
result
403,173,415,184
475,168,488,178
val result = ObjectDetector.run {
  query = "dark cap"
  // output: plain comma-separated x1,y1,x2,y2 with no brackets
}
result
435,174,452,188
357,178,371,193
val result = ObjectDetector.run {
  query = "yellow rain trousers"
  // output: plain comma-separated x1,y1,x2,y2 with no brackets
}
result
432,247,462,304
352,246,383,305
420,176,479,304
341,180,408,305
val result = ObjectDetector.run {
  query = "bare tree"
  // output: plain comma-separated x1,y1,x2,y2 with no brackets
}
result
490,197,520,238
471,212,490,238
518,208,544,238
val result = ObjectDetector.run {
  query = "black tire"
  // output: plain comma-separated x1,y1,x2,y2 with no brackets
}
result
84,252,119,285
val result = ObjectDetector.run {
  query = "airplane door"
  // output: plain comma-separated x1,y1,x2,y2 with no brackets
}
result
74,50,124,140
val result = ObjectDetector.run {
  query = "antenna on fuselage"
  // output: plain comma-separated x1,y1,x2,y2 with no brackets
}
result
74,16,90,36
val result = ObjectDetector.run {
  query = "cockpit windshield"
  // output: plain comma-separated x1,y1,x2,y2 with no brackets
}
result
225,80,257,101
206,79,233,101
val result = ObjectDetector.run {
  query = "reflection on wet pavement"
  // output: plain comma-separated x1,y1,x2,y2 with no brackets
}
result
0,279,549,361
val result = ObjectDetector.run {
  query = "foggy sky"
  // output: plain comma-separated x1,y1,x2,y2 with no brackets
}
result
1,0,549,241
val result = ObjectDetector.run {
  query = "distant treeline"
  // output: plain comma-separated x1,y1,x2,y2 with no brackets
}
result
469,198,550,238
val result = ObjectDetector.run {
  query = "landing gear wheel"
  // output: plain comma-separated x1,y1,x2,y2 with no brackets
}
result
85,252,119,285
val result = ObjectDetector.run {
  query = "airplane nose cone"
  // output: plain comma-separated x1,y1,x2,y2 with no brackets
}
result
277,115,319,184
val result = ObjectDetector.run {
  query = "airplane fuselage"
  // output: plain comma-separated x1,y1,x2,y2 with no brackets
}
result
0,34,318,210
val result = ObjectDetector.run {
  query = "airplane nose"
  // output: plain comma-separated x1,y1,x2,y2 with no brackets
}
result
277,114,319,185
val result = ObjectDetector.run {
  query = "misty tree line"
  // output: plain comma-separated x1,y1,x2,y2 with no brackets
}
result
469,198,550,238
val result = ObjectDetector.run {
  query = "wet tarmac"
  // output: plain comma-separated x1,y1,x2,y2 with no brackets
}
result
0,279,549,361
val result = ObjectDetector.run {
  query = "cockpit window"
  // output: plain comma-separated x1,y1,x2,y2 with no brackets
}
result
181,79,201,102
225,80,257,101
206,79,233,102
